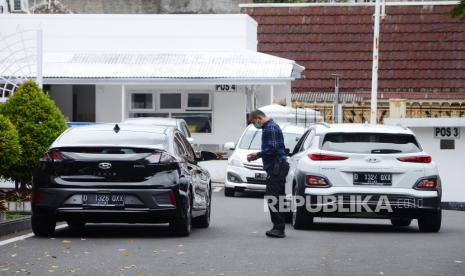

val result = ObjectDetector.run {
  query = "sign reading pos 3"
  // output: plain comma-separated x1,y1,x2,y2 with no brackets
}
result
434,127,460,139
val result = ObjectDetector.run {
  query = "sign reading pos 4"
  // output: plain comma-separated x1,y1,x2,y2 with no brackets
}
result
434,127,460,139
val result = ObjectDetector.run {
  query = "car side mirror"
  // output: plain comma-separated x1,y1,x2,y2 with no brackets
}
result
196,151,218,162
224,142,235,150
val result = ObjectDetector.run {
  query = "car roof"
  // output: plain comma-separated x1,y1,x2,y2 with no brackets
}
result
312,123,414,135
123,117,182,127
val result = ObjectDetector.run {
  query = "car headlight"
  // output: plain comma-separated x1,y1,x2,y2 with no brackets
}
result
229,157,243,167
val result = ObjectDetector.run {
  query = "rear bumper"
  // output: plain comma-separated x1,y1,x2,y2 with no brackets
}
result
32,187,182,223
300,187,441,218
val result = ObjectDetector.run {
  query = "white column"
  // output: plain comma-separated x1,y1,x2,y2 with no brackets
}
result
36,29,43,88
121,84,125,121
370,0,381,124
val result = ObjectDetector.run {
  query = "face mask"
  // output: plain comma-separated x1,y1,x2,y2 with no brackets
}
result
253,120,262,129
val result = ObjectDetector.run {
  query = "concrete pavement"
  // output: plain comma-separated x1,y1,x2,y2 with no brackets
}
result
0,190,464,275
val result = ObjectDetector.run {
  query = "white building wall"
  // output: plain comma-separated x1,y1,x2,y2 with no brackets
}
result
195,91,247,147
95,85,123,123
0,14,257,52
410,127,465,203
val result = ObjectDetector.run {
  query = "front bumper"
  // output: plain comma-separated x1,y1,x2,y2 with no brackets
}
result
225,165,267,192
300,187,441,218
32,187,182,223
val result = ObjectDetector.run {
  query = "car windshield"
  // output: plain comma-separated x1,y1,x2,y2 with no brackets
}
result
321,132,421,154
238,130,303,151
57,129,167,148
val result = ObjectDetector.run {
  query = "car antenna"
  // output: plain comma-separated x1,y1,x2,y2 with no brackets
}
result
114,124,120,133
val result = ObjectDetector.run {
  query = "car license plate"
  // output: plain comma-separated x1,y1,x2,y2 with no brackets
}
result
82,194,125,207
255,172,267,181
353,172,392,186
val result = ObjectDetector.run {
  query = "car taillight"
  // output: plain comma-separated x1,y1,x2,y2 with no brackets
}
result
146,152,178,164
39,151,65,162
309,153,348,161
32,191,42,204
397,156,432,163
415,178,437,189
305,175,330,188
169,191,176,206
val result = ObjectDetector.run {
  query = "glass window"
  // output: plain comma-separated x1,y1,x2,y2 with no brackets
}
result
58,130,167,149
174,137,186,158
188,93,210,108
176,133,195,162
128,113,169,118
160,93,181,109
321,133,422,154
14,0,21,10
239,130,304,151
172,113,212,133
440,139,454,150
131,93,153,110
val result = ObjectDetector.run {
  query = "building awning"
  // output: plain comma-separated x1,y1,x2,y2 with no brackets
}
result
40,51,304,84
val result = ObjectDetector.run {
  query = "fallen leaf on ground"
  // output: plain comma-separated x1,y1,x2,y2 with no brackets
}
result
62,240,72,244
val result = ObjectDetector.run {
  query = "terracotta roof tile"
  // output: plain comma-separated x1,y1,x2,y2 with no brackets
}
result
242,4,465,98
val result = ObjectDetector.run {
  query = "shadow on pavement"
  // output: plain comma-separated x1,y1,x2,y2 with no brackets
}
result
297,221,420,233
50,223,198,239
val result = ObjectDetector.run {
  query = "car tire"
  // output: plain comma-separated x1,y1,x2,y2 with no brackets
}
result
169,190,192,236
193,187,211,228
418,209,442,233
391,218,412,227
32,215,56,237
224,187,235,197
291,184,313,230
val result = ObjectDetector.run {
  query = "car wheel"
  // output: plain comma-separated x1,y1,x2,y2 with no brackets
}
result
67,220,86,231
193,186,211,228
418,209,442,233
291,184,313,230
169,190,192,236
224,187,235,197
32,215,56,237
391,218,412,227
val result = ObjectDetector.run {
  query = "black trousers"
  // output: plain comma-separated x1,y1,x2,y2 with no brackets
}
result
266,160,289,231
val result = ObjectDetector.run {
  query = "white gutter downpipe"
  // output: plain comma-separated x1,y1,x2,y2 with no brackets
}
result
370,0,382,125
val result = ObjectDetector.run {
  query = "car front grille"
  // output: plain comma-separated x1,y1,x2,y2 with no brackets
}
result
243,163,264,171
246,177,267,185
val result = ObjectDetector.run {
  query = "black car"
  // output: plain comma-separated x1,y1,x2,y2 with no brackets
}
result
32,123,216,237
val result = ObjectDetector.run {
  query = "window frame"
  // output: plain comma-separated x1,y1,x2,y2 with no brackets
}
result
158,92,183,111
128,91,155,112
186,92,212,111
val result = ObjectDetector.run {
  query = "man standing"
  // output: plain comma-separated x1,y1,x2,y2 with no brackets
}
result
247,110,289,238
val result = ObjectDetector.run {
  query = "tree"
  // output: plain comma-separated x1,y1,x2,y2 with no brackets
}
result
0,80,68,189
0,114,21,181
452,0,465,20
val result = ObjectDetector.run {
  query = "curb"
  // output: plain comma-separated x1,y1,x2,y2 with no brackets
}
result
0,216,31,237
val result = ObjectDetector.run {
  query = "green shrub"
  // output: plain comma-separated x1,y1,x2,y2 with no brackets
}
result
0,114,21,179
0,80,67,188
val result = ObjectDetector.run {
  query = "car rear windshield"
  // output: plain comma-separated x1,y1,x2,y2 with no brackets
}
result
321,132,421,154
238,130,302,151
57,130,167,148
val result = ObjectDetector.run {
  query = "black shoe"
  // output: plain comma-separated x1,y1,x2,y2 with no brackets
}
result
266,229,286,238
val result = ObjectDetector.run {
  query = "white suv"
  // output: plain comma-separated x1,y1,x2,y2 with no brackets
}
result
287,123,442,232
224,124,306,197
